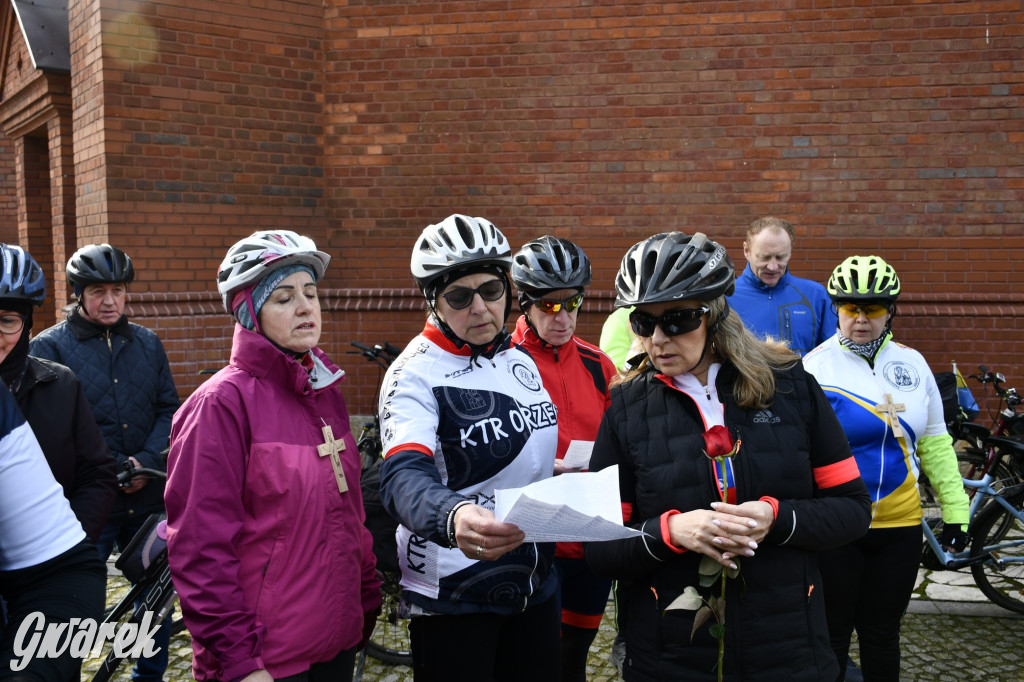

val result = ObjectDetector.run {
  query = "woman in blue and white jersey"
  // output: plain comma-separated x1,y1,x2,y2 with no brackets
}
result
0,384,106,681
378,215,560,682
803,255,969,682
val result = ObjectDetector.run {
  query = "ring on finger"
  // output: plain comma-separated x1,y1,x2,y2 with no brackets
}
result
476,544,484,559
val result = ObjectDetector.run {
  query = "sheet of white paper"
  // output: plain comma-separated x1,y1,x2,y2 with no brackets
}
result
494,466,648,542
560,440,594,470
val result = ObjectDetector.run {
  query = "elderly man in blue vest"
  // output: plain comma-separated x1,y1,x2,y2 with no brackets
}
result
728,217,836,357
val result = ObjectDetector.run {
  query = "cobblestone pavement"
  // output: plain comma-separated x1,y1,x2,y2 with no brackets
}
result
82,565,1022,681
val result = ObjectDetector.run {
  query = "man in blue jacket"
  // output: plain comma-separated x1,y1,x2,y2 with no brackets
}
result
728,217,836,356
30,243,179,682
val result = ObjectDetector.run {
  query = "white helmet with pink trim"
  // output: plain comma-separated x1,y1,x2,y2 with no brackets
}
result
217,230,330,313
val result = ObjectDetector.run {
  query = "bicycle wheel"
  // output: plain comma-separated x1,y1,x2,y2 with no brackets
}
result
366,569,412,666
970,488,1024,614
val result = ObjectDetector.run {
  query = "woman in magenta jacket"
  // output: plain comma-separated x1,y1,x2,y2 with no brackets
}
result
166,231,379,682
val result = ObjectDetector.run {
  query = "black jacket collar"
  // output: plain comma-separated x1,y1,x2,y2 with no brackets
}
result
66,306,133,341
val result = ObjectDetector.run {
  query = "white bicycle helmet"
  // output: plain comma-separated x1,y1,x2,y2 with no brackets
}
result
411,214,512,295
217,230,330,313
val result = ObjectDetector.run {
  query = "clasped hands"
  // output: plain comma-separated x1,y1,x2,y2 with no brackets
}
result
667,501,775,570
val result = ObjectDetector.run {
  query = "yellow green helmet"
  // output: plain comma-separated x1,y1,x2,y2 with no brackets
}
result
827,255,901,303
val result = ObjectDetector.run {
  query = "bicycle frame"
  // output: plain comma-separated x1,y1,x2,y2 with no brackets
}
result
90,465,179,682
91,553,178,682
925,475,1019,569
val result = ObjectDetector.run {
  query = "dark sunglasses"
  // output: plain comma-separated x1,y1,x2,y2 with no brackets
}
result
629,306,709,338
440,278,507,310
529,292,584,315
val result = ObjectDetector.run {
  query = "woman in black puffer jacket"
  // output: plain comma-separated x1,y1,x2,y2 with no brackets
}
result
585,231,871,682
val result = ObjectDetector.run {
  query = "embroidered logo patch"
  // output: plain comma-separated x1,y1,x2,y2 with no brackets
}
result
882,361,920,392
509,361,542,392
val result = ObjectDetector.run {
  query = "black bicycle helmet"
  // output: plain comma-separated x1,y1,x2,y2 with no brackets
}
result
411,214,512,295
827,255,901,303
510,236,592,293
615,231,735,307
66,243,135,288
0,244,46,306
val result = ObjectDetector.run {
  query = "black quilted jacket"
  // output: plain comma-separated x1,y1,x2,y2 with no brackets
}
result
30,308,179,520
585,361,870,682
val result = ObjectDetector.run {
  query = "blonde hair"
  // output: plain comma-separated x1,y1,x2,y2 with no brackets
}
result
618,297,798,410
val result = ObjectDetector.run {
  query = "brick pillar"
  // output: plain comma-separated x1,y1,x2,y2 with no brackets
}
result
46,113,76,315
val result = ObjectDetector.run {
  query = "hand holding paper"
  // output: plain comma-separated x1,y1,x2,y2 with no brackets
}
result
559,440,594,470
494,466,648,542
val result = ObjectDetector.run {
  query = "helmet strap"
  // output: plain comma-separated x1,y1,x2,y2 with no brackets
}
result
522,309,557,350
684,333,715,378
239,287,262,335
427,274,513,365
683,300,728,377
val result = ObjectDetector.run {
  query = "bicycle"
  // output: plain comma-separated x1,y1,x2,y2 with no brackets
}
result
348,341,413,676
958,366,1024,484
349,341,400,472
968,365,1024,437
925,366,1024,508
919,449,1024,614
89,463,185,682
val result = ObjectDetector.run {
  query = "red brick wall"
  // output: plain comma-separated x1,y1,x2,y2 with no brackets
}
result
0,136,16,243
10,0,1024,416
65,0,332,298
315,0,1024,413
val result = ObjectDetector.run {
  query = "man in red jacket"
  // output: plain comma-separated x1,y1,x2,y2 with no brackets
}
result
510,236,618,682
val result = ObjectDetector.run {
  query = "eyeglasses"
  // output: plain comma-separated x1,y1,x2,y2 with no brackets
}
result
529,292,584,315
629,307,709,338
440,279,507,310
0,314,26,336
837,303,890,319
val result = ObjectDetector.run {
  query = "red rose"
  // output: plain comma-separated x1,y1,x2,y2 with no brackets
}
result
702,425,738,459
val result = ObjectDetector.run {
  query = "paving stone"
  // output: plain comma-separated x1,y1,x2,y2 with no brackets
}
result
82,566,1023,682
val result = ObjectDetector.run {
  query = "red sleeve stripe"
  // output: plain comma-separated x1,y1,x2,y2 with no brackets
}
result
660,510,686,555
621,502,633,524
384,442,434,459
813,457,862,489
759,496,779,520
561,610,604,630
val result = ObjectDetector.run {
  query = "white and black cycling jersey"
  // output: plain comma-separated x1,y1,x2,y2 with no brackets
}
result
0,386,84,571
378,320,559,615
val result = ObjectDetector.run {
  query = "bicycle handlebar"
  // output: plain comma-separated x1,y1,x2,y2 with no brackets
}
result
971,365,1017,396
117,463,168,487
966,365,1024,417
349,341,400,367
971,365,1006,387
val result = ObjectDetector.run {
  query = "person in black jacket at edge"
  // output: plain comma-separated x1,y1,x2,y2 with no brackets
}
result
30,243,179,682
584,231,871,682
0,243,116,542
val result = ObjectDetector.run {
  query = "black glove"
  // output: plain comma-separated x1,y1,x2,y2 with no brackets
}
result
360,605,381,650
939,524,969,552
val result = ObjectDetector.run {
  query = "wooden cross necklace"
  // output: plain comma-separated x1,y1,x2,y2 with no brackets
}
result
318,419,348,494
874,393,906,439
